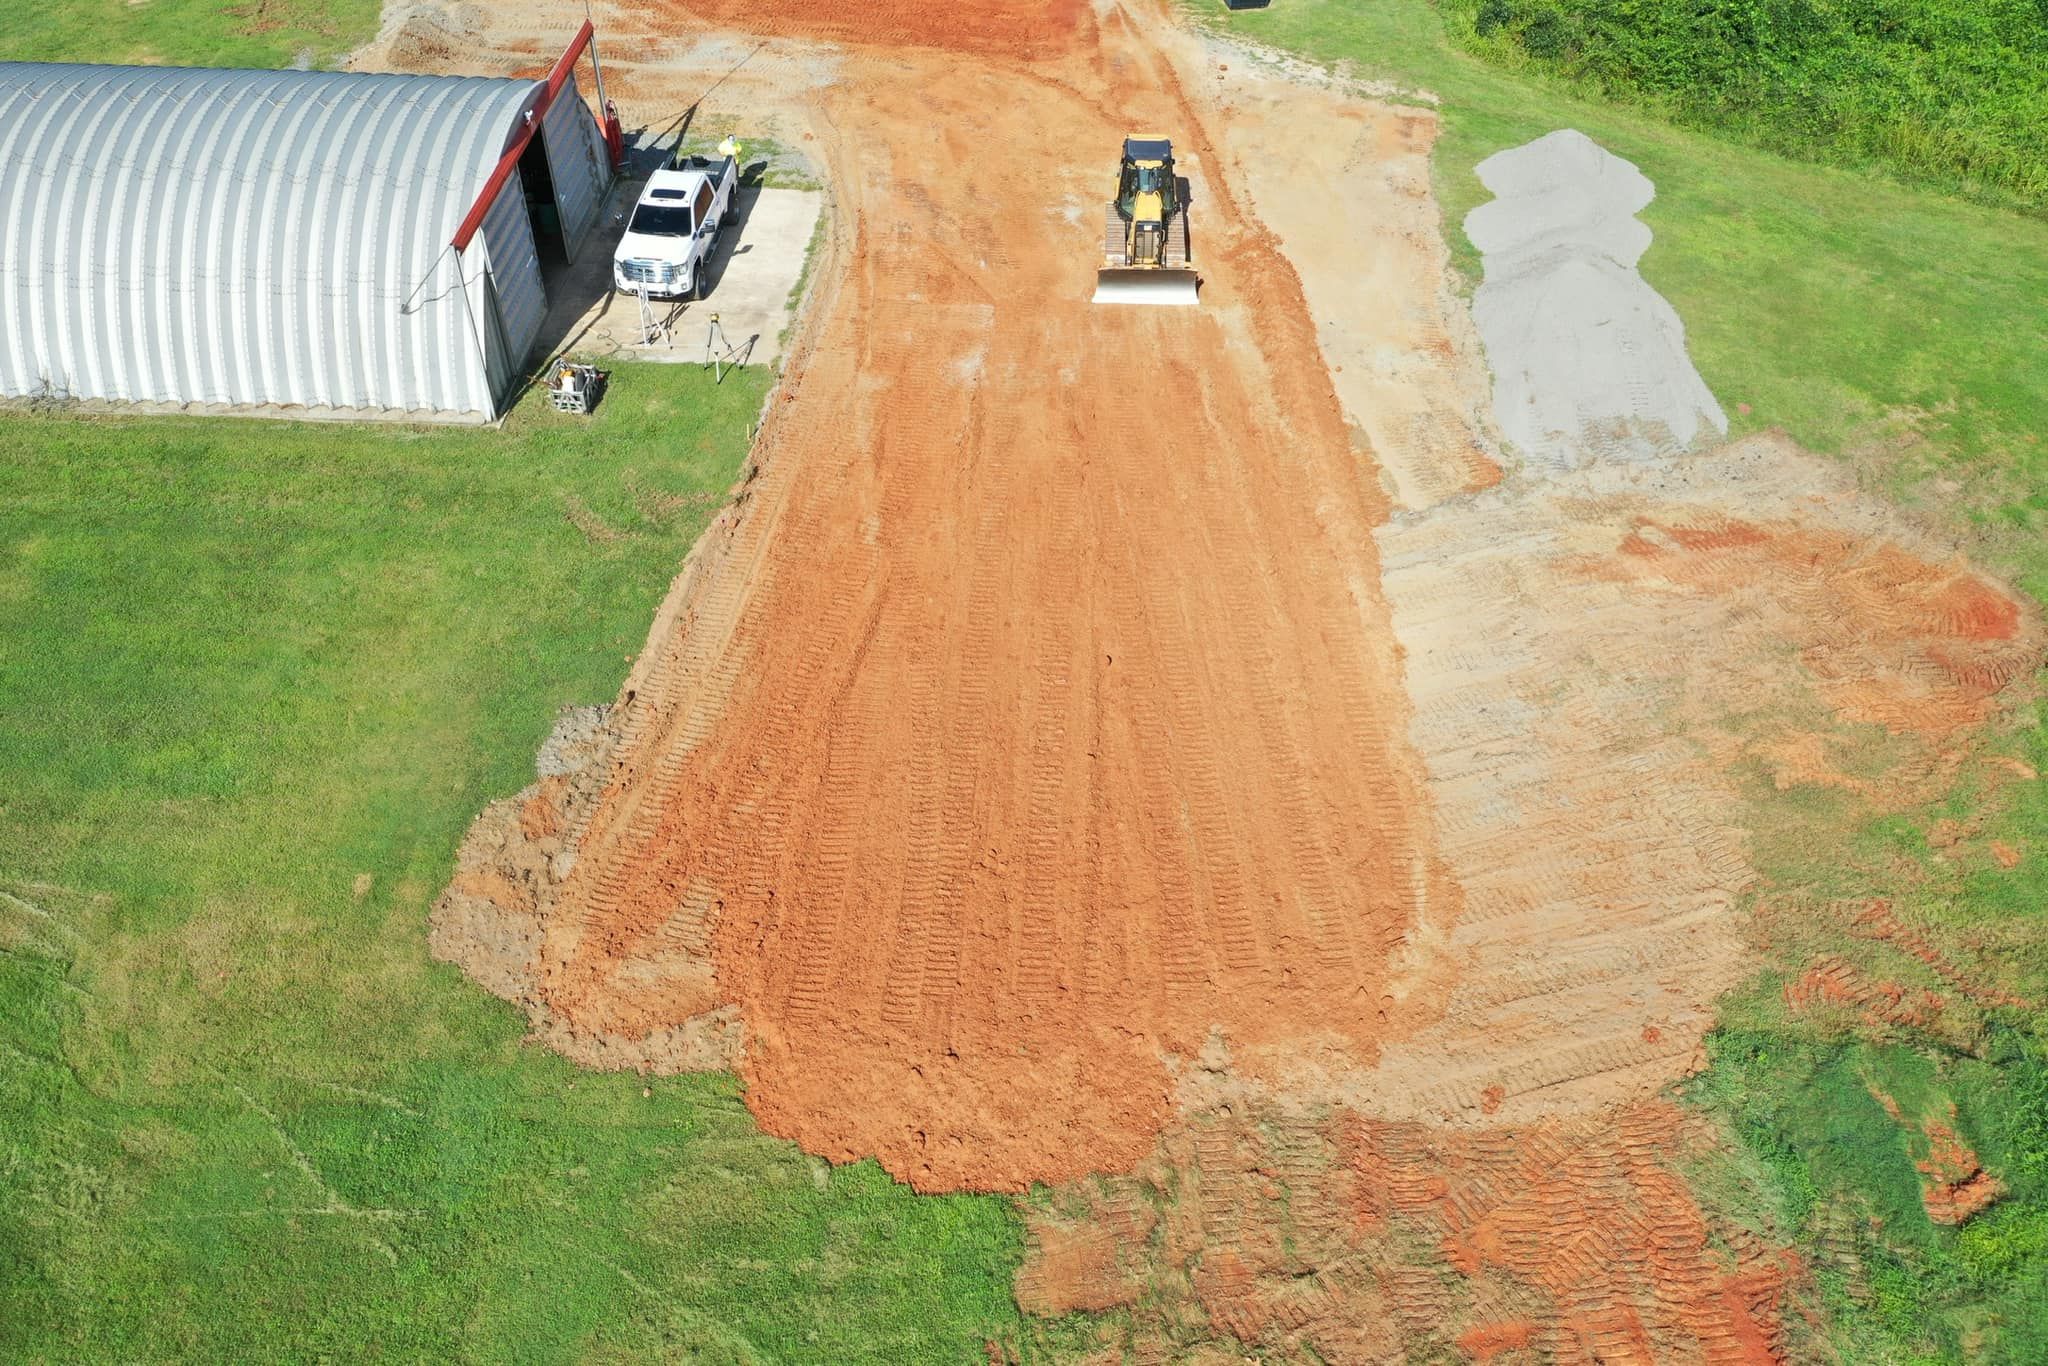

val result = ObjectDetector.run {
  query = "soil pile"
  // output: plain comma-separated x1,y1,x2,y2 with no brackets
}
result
1466,129,1728,469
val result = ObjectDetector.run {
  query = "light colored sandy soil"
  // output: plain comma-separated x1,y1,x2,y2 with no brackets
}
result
395,0,2044,1356
1363,429,2039,1129
1205,48,1502,513
1466,129,1728,469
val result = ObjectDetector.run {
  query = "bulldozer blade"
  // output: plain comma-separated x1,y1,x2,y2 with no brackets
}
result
1092,267,1199,306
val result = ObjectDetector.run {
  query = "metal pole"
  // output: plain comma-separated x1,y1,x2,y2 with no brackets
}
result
585,5,609,129
448,245,496,416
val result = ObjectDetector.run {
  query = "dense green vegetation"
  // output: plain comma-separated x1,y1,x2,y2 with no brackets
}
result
1209,0,2048,1357
0,0,376,68
1445,0,2048,210
0,371,1032,1360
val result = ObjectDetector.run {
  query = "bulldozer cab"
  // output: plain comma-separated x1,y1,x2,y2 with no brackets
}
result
1116,138,1179,224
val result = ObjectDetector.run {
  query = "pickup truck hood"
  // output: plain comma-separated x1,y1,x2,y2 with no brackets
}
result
614,230,691,265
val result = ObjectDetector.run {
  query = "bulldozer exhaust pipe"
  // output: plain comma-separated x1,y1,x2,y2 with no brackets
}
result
1093,268,1199,307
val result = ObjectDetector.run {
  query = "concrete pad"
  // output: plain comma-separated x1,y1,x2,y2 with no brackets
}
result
535,179,822,368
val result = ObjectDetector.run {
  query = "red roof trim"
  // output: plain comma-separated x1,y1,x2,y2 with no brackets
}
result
450,19,596,252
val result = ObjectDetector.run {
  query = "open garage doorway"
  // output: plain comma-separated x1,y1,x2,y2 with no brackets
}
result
520,135,568,264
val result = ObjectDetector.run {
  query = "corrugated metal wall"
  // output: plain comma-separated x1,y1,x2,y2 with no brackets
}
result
539,72,607,261
0,64,545,420
476,174,545,376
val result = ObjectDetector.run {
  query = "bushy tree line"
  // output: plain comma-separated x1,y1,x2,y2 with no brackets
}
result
1446,0,2048,208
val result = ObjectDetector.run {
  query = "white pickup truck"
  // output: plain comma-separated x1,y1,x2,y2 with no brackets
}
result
612,148,737,301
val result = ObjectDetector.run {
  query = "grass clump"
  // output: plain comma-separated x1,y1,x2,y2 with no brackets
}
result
1686,1018,2048,1360
1691,717,2048,1361
0,368,1033,1360
0,0,377,68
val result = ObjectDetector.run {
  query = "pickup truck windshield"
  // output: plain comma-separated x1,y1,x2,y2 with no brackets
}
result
628,202,693,237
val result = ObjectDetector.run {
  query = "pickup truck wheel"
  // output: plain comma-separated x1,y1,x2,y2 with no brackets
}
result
688,260,703,301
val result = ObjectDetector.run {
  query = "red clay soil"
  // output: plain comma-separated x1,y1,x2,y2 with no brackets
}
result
667,0,1089,57
1847,899,2032,1010
1917,1118,2003,1225
1760,889,2031,1052
1595,516,2035,738
405,0,2048,1352
1868,1088,2005,1226
1408,1104,1791,1362
1783,955,1947,1032
530,7,1447,1191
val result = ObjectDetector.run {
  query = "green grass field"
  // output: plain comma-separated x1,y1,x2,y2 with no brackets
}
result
1204,1,2048,1358
0,0,376,68
0,370,1032,1361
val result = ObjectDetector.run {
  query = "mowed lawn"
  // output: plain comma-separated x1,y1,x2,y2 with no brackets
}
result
0,0,377,68
0,370,1030,1361
1208,1,2048,1359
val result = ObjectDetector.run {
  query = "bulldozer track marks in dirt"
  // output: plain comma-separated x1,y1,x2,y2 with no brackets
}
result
479,13,1460,1193
1019,1097,1798,1361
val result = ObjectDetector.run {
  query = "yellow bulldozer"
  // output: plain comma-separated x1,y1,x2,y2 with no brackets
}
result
1093,136,1198,307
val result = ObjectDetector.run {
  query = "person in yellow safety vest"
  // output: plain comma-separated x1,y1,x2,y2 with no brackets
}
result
718,134,741,166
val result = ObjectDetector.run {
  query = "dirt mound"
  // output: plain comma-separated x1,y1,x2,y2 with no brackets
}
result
1016,1096,1799,1362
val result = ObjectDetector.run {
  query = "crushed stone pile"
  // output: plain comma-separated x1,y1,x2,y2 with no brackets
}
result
1464,129,1726,470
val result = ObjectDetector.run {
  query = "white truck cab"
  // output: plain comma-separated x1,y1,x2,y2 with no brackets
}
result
613,143,738,301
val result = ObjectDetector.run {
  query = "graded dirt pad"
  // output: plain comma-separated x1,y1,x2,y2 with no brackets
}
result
436,0,1453,1193
669,0,1086,58
1362,432,2039,1129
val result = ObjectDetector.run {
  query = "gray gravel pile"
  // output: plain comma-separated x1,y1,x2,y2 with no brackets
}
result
1464,130,1726,472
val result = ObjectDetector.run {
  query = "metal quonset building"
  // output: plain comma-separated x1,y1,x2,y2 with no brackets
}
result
0,26,612,422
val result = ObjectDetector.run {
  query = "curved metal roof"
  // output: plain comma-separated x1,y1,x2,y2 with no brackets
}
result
0,63,542,419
